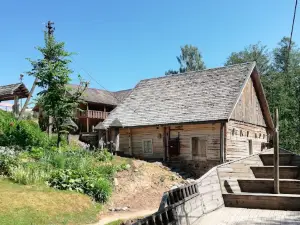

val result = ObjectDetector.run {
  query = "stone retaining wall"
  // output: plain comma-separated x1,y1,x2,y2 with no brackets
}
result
135,167,224,225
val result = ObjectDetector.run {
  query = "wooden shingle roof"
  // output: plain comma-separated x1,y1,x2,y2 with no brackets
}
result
67,84,131,106
0,83,29,101
103,62,269,128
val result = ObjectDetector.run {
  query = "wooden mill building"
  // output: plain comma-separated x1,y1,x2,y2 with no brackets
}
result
101,62,274,176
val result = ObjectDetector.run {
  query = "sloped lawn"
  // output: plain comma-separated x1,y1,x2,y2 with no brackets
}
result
0,178,101,225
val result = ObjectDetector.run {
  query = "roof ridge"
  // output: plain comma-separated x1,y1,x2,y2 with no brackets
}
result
0,82,22,87
112,89,132,93
68,83,130,94
139,62,255,83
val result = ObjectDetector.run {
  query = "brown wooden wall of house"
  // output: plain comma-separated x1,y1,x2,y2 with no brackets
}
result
169,124,221,161
119,123,221,161
226,120,268,161
231,77,266,127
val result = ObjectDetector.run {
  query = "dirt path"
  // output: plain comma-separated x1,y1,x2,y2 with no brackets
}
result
92,158,184,225
92,209,157,225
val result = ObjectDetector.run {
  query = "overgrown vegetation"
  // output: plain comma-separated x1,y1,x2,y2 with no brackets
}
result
0,111,130,205
0,110,49,149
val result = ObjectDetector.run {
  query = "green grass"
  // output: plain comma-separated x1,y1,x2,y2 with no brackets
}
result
0,178,102,225
105,220,124,225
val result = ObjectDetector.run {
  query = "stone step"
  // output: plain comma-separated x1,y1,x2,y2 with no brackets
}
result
250,166,299,179
259,153,294,166
223,193,300,210
238,178,300,194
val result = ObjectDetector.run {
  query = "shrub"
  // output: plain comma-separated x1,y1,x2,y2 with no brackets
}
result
93,149,113,162
29,147,45,160
48,169,112,203
0,147,20,175
0,111,49,149
44,150,94,171
9,163,51,185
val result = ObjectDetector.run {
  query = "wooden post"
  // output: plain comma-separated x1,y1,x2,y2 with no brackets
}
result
249,139,253,155
128,128,132,155
104,106,107,119
274,108,280,194
220,123,225,163
13,95,19,116
86,104,89,132
106,129,109,148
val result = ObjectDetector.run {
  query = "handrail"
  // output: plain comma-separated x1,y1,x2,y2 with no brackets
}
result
77,110,109,119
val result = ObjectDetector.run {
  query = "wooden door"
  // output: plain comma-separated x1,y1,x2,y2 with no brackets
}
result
168,137,180,157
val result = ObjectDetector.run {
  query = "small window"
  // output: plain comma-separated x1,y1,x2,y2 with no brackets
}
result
143,139,153,154
247,131,250,137
191,137,207,157
240,130,243,137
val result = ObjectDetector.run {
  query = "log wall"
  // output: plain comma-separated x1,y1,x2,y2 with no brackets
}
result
226,120,268,161
119,123,221,160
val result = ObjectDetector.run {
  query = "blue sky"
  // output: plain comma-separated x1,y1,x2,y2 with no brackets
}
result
0,0,299,99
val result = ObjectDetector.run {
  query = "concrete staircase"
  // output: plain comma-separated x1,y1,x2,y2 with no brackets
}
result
222,152,300,210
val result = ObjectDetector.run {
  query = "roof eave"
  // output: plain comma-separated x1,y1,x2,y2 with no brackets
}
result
106,119,228,129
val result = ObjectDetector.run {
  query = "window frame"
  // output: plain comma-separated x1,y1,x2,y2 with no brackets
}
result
142,139,153,155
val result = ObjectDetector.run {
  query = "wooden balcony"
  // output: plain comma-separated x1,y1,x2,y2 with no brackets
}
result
77,110,109,119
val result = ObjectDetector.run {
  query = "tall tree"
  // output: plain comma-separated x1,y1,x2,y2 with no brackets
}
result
225,38,300,152
225,42,270,75
27,32,87,147
271,37,300,151
165,45,205,75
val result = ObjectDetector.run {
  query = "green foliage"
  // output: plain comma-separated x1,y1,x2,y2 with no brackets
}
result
166,44,205,75
115,163,130,172
9,163,51,185
0,134,116,203
225,42,270,75
105,220,124,225
44,150,115,202
27,31,87,147
165,69,178,75
0,148,19,176
94,149,113,162
45,150,94,171
0,111,49,149
48,169,112,203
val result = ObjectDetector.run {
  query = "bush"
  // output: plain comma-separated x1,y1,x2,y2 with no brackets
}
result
44,149,94,171
0,111,49,149
93,149,113,162
48,169,112,203
9,163,51,185
0,146,20,175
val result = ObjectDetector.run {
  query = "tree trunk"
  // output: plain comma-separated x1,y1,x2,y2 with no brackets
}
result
57,131,61,148
18,77,38,120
